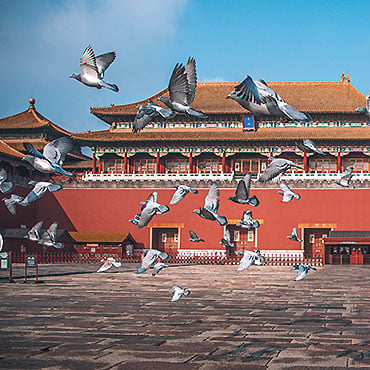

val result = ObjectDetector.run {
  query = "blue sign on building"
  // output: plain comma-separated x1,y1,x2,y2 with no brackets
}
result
243,115,255,130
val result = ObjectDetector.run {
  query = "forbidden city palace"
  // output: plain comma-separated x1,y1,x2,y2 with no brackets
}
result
1,73,370,265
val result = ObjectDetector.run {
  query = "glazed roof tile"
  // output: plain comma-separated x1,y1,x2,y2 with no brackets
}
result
69,231,133,243
90,78,366,117
0,140,24,158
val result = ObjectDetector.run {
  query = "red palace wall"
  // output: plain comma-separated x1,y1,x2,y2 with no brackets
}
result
6,186,365,254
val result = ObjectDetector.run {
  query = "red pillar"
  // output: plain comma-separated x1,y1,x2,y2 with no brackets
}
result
92,153,96,174
156,153,160,174
337,153,341,172
99,160,104,174
124,153,127,174
222,153,226,173
303,152,308,173
189,153,193,173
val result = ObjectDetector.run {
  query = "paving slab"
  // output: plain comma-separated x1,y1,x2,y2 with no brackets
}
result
0,264,369,368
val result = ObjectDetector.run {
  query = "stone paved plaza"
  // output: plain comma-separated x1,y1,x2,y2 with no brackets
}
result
0,264,369,369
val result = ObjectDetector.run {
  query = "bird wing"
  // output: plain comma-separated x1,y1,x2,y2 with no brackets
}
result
224,228,231,242
133,106,155,133
138,204,156,228
189,230,198,240
258,160,286,182
152,262,167,276
237,251,254,271
28,221,43,240
303,139,324,155
46,183,63,193
296,269,307,281
341,167,354,181
242,210,253,224
0,233,3,251
168,63,189,105
80,45,99,78
276,101,312,122
234,76,262,105
170,186,187,204
235,176,248,201
0,168,7,182
46,222,58,241
97,260,113,272
291,227,299,239
96,52,116,78
184,57,197,104
23,142,45,159
204,184,219,212
171,286,183,301
43,137,74,165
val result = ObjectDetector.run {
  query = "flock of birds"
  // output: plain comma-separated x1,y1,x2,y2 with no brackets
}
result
1,46,359,300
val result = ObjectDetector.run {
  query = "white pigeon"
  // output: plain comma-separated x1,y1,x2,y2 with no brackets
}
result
0,168,14,194
258,157,303,183
171,285,190,302
170,185,198,205
152,262,168,276
193,183,227,226
278,183,301,202
137,191,169,228
158,58,207,118
19,181,63,207
25,221,43,242
70,45,119,92
335,167,355,189
227,76,312,122
136,249,169,274
287,227,303,242
237,210,259,229
97,257,122,273
2,194,23,215
133,100,175,133
237,250,266,271
38,222,63,249
23,137,76,178
293,264,317,281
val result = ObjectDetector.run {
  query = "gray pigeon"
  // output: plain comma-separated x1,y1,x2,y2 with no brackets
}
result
237,250,266,271
193,183,227,226
25,221,43,242
152,262,168,276
2,194,23,215
335,167,355,189
189,230,205,243
129,214,141,225
278,183,301,202
133,100,175,133
158,58,207,118
228,173,259,206
170,185,198,205
287,227,303,242
171,285,190,302
219,228,235,249
70,45,118,92
258,157,303,183
227,76,312,122
293,264,317,281
136,249,169,274
97,257,121,272
19,181,63,207
237,210,260,229
296,139,324,155
137,191,169,228
23,137,76,178
0,169,14,194
38,222,63,249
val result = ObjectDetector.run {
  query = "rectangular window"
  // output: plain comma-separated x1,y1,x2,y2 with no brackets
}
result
248,230,254,242
174,233,178,242
309,234,315,243
234,230,240,242
161,233,167,243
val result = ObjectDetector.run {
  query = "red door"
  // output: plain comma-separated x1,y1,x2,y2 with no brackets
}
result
350,247,363,265
153,228,178,254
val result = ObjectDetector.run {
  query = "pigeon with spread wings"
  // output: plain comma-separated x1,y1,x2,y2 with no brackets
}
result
258,157,303,183
278,183,301,203
228,173,259,206
335,167,355,189
170,185,198,205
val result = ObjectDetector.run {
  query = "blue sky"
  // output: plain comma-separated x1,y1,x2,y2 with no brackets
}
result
1,0,370,134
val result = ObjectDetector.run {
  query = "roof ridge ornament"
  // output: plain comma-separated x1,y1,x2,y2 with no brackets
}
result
28,97,36,111
340,73,350,84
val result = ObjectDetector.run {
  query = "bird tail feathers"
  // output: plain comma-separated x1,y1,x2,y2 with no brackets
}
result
100,80,119,92
185,107,208,118
247,195,260,207
0,181,14,194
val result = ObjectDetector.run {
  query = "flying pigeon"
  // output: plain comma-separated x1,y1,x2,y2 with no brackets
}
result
237,210,260,229
237,250,266,271
219,228,235,249
287,227,303,242
2,194,23,215
335,167,355,189
258,157,303,183
25,221,43,242
188,230,205,243
152,262,168,276
171,285,190,302
137,191,169,228
293,264,317,281
0,169,14,194
296,139,324,155
193,183,227,226
228,173,259,206
158,58,207,118
18,181,63,207
170,185,198,205
133,100,175,133
136,249,169,274
278,183,301,202
23,137,76,178
70,45,119,92
97,257,122,272
227,76,312,122
38,222,63,249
